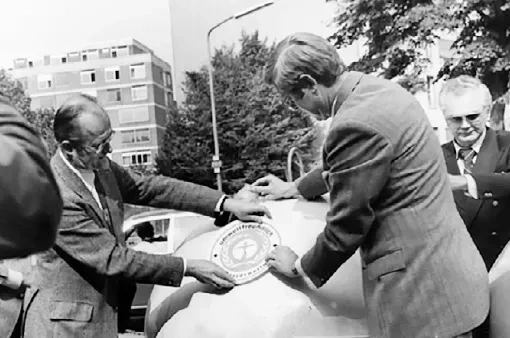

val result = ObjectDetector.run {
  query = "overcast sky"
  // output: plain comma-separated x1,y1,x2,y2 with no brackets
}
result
0,0,341,70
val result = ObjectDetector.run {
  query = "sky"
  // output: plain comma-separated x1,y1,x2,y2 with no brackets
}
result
0,0,362,103
0,0,345,68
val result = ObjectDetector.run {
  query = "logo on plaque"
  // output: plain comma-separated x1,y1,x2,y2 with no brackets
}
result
211,220,281,284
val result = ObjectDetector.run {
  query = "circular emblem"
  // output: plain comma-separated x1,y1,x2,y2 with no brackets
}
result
211,220,281,285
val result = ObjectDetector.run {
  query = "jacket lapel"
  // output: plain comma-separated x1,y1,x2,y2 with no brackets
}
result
443,141,468,214
94,168,124,241
443,142,460,175
51,153,107,228
462,129,501,226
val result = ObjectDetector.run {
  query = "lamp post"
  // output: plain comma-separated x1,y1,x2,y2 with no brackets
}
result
207,1,275,191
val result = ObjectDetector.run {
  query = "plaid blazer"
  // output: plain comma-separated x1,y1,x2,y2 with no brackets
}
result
23,153,223,338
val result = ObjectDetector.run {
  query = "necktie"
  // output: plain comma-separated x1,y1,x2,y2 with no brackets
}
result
458,147,476,174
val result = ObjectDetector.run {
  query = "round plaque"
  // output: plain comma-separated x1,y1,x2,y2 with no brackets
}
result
210,220,281,285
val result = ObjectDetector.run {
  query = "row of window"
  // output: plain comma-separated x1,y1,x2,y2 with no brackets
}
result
122,151,152,166
37,64,146,89
120,128,151,145
15,46,130,68
106,85,148,103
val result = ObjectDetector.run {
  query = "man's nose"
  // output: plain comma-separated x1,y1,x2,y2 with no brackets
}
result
459,118,471,128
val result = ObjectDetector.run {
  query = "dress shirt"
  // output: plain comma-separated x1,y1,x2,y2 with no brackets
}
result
59,151,190,277
453,129,486,199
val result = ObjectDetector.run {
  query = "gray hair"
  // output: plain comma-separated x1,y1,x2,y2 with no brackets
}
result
439,75,492,114
265,32,347,97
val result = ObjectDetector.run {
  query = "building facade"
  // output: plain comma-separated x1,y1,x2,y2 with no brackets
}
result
9,38,174,167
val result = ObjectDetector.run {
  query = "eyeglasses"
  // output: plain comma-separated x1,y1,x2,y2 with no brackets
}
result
447,114,481,123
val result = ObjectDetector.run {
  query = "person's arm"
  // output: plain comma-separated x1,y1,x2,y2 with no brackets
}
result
295,166,328,200
56,200,185,286
0,100,62,259
110,161,270,222
111,161,224,217
57,200,235,288
300,121,392,287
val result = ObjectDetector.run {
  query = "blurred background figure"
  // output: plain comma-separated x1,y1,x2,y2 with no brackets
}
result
0,93,62,260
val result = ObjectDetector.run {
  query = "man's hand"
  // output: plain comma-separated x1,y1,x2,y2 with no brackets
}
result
449,174,468,191
223,198,272,222
265,246,300,278
185,259,236,289
249,174,298,200
233,184,259,202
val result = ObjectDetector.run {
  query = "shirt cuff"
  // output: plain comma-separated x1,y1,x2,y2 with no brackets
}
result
215,195,228,212
2,269,24,290
295,257,317,290
464,174,479,199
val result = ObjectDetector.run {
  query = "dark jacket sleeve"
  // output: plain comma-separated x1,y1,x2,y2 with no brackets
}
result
55,199,185,286
110,161,223,218
301,121,393,287
296,166,328,200
0,101,62,259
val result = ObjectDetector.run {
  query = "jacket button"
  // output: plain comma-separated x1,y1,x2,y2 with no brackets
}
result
493,200,499,207
485,192,493,198
492,232,498,236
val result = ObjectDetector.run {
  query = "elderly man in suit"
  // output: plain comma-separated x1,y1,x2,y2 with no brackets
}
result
439,75,510,270
0,94,62,259
252,32,489,338
23,94,271,338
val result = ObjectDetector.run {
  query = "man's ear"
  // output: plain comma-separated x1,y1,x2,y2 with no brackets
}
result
297,74,318,95
61,140,74,155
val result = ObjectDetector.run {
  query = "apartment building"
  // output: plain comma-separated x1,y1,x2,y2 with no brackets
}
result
9,38,175,167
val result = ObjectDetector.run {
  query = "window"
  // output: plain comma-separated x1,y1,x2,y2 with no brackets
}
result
121,128,151,144
111,50,117,58
163,72,172,88
80,70,96,84
105,67,120,81
37,74,53,89
130,64,146,79
122,151,152,166
107,89,122,102
118,107,149,124
131,85,148,101
82,49,99,62
61,57,67,64
28,61,33,68
165,92,173,107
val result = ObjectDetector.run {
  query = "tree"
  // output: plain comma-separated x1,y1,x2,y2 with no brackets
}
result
156,32,316,194
0,69,57,154
328,0,510,118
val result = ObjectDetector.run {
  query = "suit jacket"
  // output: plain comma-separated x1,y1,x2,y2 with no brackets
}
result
23,154,224,338
443,129,510,269
298,72,489,338
0,99,62,259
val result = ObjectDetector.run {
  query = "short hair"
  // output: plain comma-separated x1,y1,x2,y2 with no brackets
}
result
439,75,492,114
53,93,100,143
265,32,346,97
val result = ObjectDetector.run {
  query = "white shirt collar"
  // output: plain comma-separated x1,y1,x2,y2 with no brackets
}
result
453,128,486,157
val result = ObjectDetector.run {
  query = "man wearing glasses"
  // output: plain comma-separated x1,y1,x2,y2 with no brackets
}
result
440,75,510,271
23,94,271,338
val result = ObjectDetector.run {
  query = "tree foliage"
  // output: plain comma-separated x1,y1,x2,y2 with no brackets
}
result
0,69,57,155
156,32,316,194
329,0,510,100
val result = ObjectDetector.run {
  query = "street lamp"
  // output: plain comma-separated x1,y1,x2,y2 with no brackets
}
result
207,1,275,191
